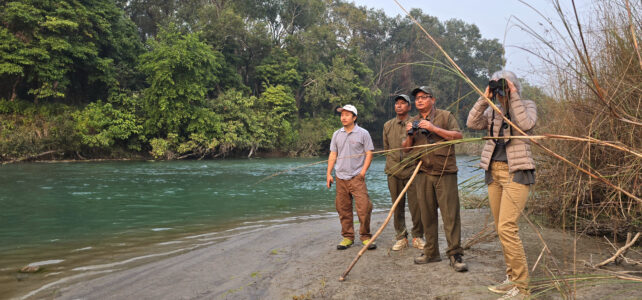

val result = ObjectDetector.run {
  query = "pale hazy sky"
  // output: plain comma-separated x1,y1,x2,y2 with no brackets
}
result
350,0,595,84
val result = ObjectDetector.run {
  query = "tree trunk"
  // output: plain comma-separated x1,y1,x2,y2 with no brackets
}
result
248,145,256,158
10,77,20,101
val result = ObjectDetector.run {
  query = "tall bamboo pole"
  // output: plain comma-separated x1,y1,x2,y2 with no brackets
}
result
339,161,423,281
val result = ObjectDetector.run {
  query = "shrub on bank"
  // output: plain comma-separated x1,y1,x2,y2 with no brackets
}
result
530,1,641,238
0,99,79,161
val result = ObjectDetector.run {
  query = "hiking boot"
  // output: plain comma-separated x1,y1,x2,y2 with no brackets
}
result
392,238,408,251
413,253,442,264
489,275,514,294
449,254,468,272
412,237,425,250
336,238,353,250
363,239,376,250
498,286,527,300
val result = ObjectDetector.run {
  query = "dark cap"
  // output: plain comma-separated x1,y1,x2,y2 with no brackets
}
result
411,86,434,97
394,94,411,104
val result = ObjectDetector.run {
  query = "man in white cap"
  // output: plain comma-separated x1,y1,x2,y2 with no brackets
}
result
326,104,376,250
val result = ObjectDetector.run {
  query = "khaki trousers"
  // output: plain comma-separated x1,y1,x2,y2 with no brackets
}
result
415,173,463,258
335,176,372,241
387,175,423,240
488,161,530,292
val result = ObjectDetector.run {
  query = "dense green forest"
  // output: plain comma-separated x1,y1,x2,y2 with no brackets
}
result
0,0,515,160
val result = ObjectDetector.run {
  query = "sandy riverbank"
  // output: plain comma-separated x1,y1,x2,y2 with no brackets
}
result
21,209,642,299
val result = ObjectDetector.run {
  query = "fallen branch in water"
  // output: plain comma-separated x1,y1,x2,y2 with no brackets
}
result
2,150,63,164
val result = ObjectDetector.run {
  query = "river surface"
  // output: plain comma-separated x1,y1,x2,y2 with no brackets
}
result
0,156,481,298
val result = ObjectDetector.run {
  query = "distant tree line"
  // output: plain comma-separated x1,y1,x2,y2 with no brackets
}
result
0,0,507,160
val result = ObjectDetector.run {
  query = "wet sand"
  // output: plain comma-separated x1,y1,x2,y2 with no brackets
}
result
22,209,642,299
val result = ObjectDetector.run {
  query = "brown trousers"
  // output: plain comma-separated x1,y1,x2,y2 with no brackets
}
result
387,175,423,240
335,176,372,241
488,161,530,292
415,173,463,258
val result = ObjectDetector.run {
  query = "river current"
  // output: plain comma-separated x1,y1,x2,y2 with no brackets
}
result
0,156,481,298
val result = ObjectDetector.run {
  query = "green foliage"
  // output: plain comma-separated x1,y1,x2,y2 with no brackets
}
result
72,94,143,150
257,84,298,149
289,117,339,156
139,24,224,139
149,136,172,159
256,47,302,91
205,85,296,156
0,0,143,103
1,0,508,160
303,52,380,121
0,99,78,159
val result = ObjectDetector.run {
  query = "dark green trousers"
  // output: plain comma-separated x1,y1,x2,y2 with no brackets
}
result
415,172,463,258
387,175,423,240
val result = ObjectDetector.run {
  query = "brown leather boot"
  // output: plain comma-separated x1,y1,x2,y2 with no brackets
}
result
413,254,442,264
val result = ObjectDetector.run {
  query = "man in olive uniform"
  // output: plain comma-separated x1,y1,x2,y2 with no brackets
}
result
402,86,468,272
383,94,425,251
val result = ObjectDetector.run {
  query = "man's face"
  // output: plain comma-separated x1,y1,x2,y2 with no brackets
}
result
414,91,435,112
340,110,356,126
394,99,410,116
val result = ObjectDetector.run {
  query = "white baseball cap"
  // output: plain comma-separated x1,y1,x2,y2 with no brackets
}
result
337,104,358,116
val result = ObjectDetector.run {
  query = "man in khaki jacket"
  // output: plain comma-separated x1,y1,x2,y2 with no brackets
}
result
402,86,467,272
383,94,425,251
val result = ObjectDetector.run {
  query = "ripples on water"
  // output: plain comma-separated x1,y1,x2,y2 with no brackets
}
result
0,156,481,298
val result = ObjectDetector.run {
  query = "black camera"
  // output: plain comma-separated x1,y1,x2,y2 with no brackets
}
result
407,120,429,136
488,78,509,98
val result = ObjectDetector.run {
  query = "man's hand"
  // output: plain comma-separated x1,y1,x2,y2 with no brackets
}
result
405,122,413,132
418,119,435,132
356,172,366,181
326,174,334,188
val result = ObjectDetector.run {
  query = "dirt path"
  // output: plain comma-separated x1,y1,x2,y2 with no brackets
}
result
31,209,642,299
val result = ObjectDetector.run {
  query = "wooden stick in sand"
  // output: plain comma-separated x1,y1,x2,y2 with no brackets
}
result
339,161,423,281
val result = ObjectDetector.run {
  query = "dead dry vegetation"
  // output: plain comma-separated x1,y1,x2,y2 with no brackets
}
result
389,0,642,297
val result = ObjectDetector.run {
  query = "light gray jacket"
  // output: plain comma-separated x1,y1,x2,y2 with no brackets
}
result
466,93,537,173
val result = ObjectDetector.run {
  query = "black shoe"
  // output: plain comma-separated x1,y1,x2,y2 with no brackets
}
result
449,254,468,272
414,254,442,264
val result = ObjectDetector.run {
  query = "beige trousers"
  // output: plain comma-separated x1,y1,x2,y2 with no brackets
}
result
488,161,530,292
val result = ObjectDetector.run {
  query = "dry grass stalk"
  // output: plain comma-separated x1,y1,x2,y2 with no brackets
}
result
393,0,640,205
462,222,495,250
532,246,548,273
393,0,639,296
624,0,642,70
531,0,641,239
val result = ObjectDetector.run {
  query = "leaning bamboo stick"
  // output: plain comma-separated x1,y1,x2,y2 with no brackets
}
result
339,161,423,281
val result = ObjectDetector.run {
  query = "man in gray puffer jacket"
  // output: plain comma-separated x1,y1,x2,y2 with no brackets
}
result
466,70,536,300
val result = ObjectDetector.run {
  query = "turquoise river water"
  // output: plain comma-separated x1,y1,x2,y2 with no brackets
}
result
0,156,481,298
